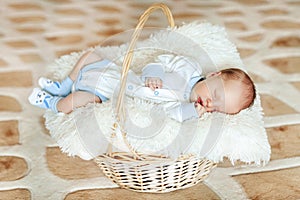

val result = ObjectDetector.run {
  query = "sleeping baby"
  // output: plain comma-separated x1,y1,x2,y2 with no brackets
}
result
29,51,256,122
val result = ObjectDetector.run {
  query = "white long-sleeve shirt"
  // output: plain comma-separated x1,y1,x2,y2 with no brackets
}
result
140,54,203,122
74,54,204,122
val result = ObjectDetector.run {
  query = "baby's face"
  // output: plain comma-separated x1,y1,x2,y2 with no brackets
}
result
190,74,244,114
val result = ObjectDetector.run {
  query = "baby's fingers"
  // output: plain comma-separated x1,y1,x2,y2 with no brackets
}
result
155,79,163,89
152,78,162,89
145,78,163,90
149,83,156,91
145,79,155,90
194,102,207,117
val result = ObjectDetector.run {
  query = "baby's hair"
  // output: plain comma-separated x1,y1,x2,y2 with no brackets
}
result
220,68,256,110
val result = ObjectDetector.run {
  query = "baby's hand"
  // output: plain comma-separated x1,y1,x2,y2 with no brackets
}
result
145,77,163,90
194,102,207,117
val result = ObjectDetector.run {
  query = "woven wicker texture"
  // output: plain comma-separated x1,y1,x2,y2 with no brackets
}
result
95,4,216,193
96,154,215,193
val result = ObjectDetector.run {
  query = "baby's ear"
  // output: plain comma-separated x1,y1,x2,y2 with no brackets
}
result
206,71,221,78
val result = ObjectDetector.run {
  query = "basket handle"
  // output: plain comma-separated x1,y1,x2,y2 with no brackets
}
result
107,3,175,158
115,3,175,124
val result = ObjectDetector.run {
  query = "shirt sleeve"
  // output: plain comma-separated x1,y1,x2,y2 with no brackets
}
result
156,54,201,74
141,54,202,83
167,102,199,122
141,63,165,82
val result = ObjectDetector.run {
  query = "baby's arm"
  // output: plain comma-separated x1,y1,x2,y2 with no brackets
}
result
156,54,202,78
141,54,201,90
167,102,206,122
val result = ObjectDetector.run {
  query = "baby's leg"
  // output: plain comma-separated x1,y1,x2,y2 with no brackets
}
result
68,50,103,80
39,51,103,96
57,91,101,114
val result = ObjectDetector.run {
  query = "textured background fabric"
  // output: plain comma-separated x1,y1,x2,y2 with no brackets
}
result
0,0,299,199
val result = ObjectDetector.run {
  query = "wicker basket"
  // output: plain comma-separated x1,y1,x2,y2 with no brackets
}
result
94,3,216,193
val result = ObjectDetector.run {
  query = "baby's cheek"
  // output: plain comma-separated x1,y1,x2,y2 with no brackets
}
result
189,90,197,102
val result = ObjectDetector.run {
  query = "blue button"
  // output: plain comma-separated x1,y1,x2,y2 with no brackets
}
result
154,91,159,96
128,85,133,90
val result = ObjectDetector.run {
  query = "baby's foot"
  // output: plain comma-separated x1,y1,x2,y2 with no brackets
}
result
28,88,61,113
28,88,53,109
38,77,73,96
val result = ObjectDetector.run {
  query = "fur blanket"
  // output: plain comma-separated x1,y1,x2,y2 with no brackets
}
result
44,22,270,165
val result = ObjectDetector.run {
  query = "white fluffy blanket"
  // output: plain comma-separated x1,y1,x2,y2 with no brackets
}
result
44,22,270,165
